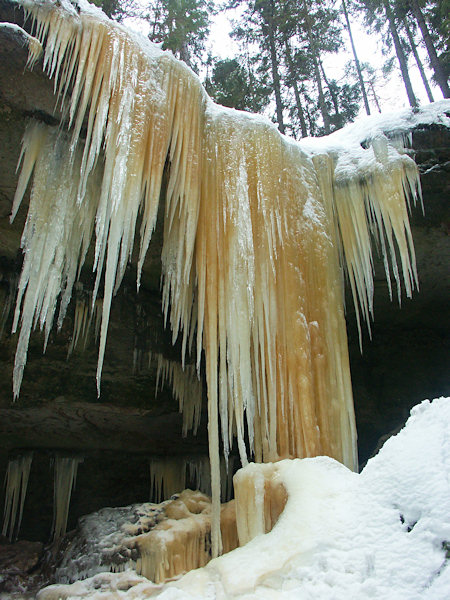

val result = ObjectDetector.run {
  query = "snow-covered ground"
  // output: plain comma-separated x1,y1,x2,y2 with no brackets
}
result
37,396,450,599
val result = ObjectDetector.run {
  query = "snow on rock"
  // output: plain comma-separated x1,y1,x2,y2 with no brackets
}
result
37,397,450,599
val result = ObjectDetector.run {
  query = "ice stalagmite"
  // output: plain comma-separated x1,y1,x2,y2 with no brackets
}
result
2,452,33,541
10,0,422,558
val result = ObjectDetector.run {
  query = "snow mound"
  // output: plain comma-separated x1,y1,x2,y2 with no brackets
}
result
37,397,450,599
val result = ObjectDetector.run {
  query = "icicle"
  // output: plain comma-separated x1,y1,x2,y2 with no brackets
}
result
149,457,186,503
186,455,235,501
2,452,33,541
151,354,203,436
0,273,18,339
52,455,83,540
67,284,103,356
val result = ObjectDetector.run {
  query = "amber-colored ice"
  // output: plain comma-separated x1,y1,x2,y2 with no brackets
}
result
131,490,238,583
10,0,420,559
233,462,287,546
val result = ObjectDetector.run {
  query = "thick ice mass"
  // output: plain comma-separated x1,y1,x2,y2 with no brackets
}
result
8,0,449,557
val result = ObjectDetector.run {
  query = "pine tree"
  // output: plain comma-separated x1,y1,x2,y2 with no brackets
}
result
230,0,367,135
229,0,287,132
143,0,214,72
341,0,371,114
407,0,449,97
283,39,309,137
91,0,136,20
205,58,271,111
403,17,435,102
356,0,419,107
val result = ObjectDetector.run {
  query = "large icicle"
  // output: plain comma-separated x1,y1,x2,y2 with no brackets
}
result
2,452,33,541
52,455,83,540
9,0,432,558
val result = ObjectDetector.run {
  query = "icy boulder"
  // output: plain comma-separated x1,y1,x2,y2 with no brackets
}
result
44,490,237,587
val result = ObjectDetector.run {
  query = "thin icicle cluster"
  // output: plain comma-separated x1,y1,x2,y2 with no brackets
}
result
2,452,33,541
186,455,235,501
154,354,203,437
11,122,100,398
52,455,83,540
149,456,234,503
313,136,421,347
10,0,423,557
68,283,102,356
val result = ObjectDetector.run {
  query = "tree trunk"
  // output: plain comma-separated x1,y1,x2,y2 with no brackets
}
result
284,40,308,137
403,19,434,103
368,79,382,113
319,58,340,116
263,1,285,134
342,0,371,115
383,0,418,107
409,0,449,98
300,0,331,134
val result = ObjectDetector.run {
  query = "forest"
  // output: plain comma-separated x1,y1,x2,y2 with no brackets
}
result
92,0,449,137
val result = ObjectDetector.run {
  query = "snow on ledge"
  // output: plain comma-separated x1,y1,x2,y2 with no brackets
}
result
37,397,450,600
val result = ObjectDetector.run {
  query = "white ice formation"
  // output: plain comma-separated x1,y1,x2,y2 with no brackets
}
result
1,452,33,541
8,0,450,556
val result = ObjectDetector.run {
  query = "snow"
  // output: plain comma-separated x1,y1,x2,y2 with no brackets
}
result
37,397,450,599
301,99,450,152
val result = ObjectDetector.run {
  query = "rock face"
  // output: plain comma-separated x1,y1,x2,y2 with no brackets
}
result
348,125,450,464
0,0,449,543
0,538,44,595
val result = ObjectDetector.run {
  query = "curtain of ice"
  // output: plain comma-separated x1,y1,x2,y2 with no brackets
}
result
10,0,421,559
